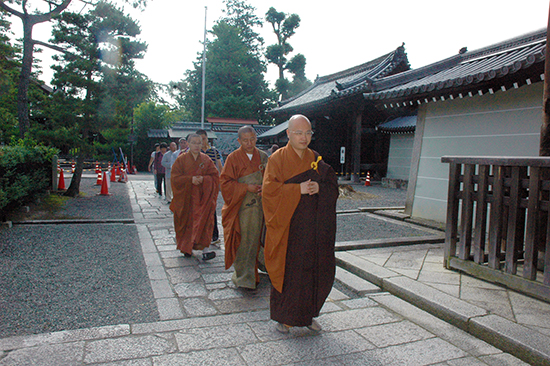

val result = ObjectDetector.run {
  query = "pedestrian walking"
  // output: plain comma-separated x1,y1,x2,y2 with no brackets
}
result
220,126,268,289
262,114,339,333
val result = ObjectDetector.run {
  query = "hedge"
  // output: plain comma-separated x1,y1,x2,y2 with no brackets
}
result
0,141,59,217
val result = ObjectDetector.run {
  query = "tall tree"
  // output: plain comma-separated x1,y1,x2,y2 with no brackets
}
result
265,7,310,100
0,0,149,139
179,0,275,123
45,1,147,196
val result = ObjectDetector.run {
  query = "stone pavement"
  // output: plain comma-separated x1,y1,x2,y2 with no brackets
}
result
0,175,532,365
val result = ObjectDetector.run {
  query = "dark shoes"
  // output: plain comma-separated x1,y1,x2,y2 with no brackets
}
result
184,253,192,258
202,252,216,261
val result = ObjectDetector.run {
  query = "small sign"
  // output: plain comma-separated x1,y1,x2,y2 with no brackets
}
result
340,146,345,164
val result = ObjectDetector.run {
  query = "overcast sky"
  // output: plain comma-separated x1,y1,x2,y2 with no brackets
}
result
19,0,550,88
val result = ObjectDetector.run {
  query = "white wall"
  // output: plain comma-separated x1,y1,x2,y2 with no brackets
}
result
411,83,543,222
387,133,414,180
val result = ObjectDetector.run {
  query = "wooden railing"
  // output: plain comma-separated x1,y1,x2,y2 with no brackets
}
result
442,156,550,302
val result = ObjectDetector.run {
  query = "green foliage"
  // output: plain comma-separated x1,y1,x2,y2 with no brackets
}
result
265,7,311,100
0,138,59,216
133,101,170,169
178,0,275,123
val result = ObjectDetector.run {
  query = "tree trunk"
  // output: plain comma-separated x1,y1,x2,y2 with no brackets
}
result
64,152,84,197
17,18,34,138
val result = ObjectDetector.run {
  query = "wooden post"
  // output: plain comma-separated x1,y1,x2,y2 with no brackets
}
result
540,4,550,156
351,106,364,183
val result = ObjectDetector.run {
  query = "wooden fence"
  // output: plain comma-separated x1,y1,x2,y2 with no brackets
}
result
442,156,550,302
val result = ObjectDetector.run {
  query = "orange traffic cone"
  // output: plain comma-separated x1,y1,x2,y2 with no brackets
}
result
95,169,102,185
98,171,110,195
71,161,75,173
118,168,124,182
58,168,66,190
365,172,371,186
110,166,117,182
95,162,100,174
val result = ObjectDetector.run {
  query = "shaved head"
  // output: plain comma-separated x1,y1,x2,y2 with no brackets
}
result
238,125,256,139
286,114,313,156
288,114,311,131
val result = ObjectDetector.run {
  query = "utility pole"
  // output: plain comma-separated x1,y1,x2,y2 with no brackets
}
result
201,6,207,130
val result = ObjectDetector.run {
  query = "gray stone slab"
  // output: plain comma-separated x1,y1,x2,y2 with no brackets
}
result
383,276,487,330
0,341,84,366
205,282,228,291
0,324,130,351
508,290,550,329
147,265,168,280
202,272,233,284
339,297,378,309
166,267,201,284
150,279,175,299
317,307,401,332
137,236,156,254
208,288,244,301
238,330,375,366
328,287,349,301
319,301,343,314
479,353,530,366
335,252,400,287
364,337,468,366
157,298,184,320
131,310,270,335
156,245,175,252
150,229,170,239
460,286,514,321
470,314,550,366
159,250,182,259
355,320,435,347
335,267,381,295
434,357,490,366
84,334,176,364
214,296,270,314
142,252,163,267
372,293,502,358
182,298,218,317
154,237,175,245
95,358,153,366
152,348,245,366
175,323,258,352
162,256,196,269
385,250,426,270
174,283,208,298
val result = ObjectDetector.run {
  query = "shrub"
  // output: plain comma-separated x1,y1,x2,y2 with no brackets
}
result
0,138,59,218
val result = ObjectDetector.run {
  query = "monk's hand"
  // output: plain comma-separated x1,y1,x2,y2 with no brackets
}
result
300,180,311,194
247,184,261,194
308,181,319,195
192,176,202,185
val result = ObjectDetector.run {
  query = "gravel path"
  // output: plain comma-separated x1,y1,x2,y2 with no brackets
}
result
0,177,158,338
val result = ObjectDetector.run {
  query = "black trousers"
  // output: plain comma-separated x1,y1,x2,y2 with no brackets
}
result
156,173,165,196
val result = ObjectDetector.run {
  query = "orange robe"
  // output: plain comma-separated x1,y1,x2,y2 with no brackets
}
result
169,152,219,254
262,145,338,326
220,146,267,270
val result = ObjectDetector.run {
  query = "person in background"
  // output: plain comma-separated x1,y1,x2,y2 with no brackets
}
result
196,129,223,245
177,137,189,156
153,142,167,197
170,134,219,260
161,142,178,203
220,126,268,289
262,114,338,333
148,143,160,192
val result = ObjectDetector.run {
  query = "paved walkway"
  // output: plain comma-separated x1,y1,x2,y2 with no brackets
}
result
0,175,534,365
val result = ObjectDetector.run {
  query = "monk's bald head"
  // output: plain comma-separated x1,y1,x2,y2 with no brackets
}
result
238,125,256,139
287,114,313,156
288,114,311,131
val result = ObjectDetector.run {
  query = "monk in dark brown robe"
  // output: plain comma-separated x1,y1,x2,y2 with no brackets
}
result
170,134,219,260
262,114,338,332
221,126,268,289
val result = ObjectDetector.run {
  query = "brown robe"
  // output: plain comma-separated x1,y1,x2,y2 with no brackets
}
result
220,147,268,287
262,145,338,326
170,151,219,254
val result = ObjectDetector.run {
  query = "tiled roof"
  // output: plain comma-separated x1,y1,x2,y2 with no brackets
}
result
377,115,416,134
268,45,410,115
258,121,289,139
147,129,168,138
207,117,258,125
364,29,546,105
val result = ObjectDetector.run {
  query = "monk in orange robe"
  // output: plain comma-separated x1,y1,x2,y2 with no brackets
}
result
220,126,268,289
170,133,219,260
263,114,339,333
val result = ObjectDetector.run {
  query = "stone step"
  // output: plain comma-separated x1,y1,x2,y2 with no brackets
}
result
335,266,381,296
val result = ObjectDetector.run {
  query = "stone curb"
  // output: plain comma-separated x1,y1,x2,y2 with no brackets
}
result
336,251,550,366
335,235,445,251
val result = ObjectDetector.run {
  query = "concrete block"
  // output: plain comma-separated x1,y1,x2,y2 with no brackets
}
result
328,287,349,301
175,323,258,352
84,334,176,364
182,298,218,317
335,252,400,287
166,267,201,284
147,265,168,280
383,276,487,330
365,338,467,365
335,267,380,295
150,279,174,299
470,314,550,366
173,283,208,298
317,307,400,332
355,320,435,347
157,298,184,320
0,341,84,365
153,348,245,366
